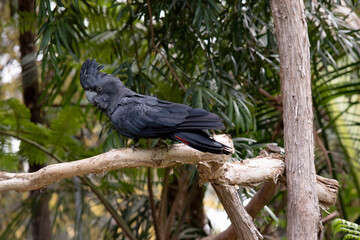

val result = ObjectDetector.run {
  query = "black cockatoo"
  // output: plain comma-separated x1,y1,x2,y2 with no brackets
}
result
80,59,231,155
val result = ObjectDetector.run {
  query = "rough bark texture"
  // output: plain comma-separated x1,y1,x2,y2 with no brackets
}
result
197,156,284,187
211,184,263,240
203,181,278,240
0,146,339,208
19,0,50,239
0,135,232,192
270,0,320,239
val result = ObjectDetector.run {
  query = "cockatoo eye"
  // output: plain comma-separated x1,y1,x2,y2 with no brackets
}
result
96,86,102,92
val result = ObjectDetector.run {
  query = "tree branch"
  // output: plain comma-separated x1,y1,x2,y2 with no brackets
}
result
0,137,339,209
0,129,62,163
0,132,340,240
197,154,339,209
321,211,339,225
0,135,232,192
211,184,263,240
197,156,284,187
80,176,137,240
202,181,278,240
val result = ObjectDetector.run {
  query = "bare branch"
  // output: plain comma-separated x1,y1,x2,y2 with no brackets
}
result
198,156,284,187
0,135,232,192
246,181,279,219
0,132,340,240
198,151,339,239
201,180,279,240
211,184,263,240
0,136,339,210
321,211,339,225
198,155,339,209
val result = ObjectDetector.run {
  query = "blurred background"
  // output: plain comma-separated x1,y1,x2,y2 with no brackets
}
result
0,0,359,239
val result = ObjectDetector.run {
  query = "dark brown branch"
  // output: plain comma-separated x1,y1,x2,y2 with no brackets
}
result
147,168,162,240
80,177,137,240
246,181,278,218
159,167,170,237
172,178,199,240
164,169,189,239
321,211,339,225
314,129,333,178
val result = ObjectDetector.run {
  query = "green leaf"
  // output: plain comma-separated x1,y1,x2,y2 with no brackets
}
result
195,88,203,109
40,24,53,50
233,100,245,133
19,141,47,165
0,152,19,171
49,106,82,155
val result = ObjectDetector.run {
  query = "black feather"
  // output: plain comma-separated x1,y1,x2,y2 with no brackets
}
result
170,131,232,155
80,59,232,155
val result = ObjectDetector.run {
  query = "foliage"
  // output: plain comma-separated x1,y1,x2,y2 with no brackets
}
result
0,98,87,166
332,218,360,239
0,0,359,239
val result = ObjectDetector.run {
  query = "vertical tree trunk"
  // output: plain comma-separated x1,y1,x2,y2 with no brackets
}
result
270,1,319,239
19,0,51,239
19,0,41,123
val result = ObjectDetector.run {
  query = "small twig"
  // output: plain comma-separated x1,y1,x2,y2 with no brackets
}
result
158,168,170,232
258,88,282,109
130,23,142,71
154,47,187,92
246,181,278,218
172,177,199,240
318,211,340,240
80,176,137,240
146,0,187,92
147,168,162,240
146,0,155,47
321,211,339,225
261,192,287,235
164,169,189,239
314,128,333,178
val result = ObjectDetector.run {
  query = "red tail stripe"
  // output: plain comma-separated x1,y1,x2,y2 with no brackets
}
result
174,135,190,145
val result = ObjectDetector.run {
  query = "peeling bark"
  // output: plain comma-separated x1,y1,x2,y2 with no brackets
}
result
0,135,232,192
270,0,320,239
0,143,339,210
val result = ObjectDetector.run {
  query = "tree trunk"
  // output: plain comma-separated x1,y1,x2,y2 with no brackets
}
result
19,0,51,239
270,1,320,239
19,0,41,123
